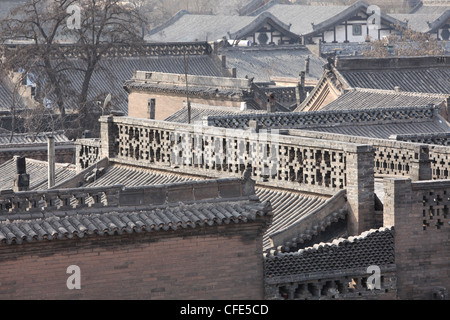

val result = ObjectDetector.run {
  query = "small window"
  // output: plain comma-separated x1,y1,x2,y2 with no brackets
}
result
352,24,362,36
148,99,155,119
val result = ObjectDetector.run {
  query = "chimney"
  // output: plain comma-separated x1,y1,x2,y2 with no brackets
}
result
248,120,260,133
13,156,30,192
267,93,276,113
304,56,310,75
296,71,306,106
394,86,401,92
48,136,55,188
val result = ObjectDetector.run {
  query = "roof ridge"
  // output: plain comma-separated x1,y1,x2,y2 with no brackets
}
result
353,87,449,98
146,9,191,37
270,226,394,257
0,198,272,245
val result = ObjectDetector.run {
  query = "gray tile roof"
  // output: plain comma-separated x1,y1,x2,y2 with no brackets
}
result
304,120,450,139
0,77,27,113
0,0,27,20
164,104,265,123
0,158,76,191
0,131,70,145
256,187,330,251
70,160,335,252
412,5,450,15
340,67,450,94
220,45,326,82
146,10,301,43
320,89,449,111
65,55,229,115
146,13,259,43
82,163,204,188
0,198,271,245
252,1,406,37
249,3,349,35
391,11,449,32
265,226,395,279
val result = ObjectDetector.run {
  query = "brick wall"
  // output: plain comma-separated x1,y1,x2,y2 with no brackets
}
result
0,222,266,300
383,178,450,299
128,92,242,120
0,147,75,165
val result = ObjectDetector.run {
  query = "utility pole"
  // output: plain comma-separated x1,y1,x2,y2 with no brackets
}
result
183,50,191,124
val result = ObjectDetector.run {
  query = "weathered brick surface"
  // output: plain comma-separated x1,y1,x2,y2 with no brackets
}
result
0,223,266,300
128,92,242,121
384,178,450,299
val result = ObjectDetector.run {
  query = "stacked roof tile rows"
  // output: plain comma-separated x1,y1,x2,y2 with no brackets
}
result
66,54,230,115
265,226,395,279
320,89,449,111
340,68,450,94
0,158,77,191
164,104,265,123
220,45,325,82
0,131,70,145
81,163,203,188
257,187,329,250
0,199,272,245
77,162,331,253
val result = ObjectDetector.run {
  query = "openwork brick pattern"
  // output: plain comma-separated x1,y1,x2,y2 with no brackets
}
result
288,130,450,180
269,271,397,300
419,188,449,231
111,120,348,192
76,139,102,171
0,186,119,215
265,227,395,278
2,43,213,60
264,87,297,105
206,106,437,129
264,227,396,300
374,146,415,177
394,133,450,147
429,150,450,180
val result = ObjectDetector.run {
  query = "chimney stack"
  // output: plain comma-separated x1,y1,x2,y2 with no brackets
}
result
296,71,306,106
13,156,30,192
267,93,276,113
48,136,55,188
394,86,401,92
304,56,310,75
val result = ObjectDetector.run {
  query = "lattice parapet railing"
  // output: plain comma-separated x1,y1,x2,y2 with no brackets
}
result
412,180,450,231
392,132,450,147
0,186,121,215
100,117,376,195
264,226,396,299
76,139,102,172
2,42,212,59
265,268,397,300
205,105,439,130
264,87,297,104
373,145,416,177
288,129,450,180
429,146,450,180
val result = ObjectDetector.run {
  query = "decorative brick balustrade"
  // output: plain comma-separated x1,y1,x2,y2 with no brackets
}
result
289,130,449,181
1,42,213,60
263,87,297,105
205,105,437,130
264,227,396,300
99,117,374,194
383,178,450,299
0,178,251,217
75,116,377,234
391,132,450,147
76,139,102,172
